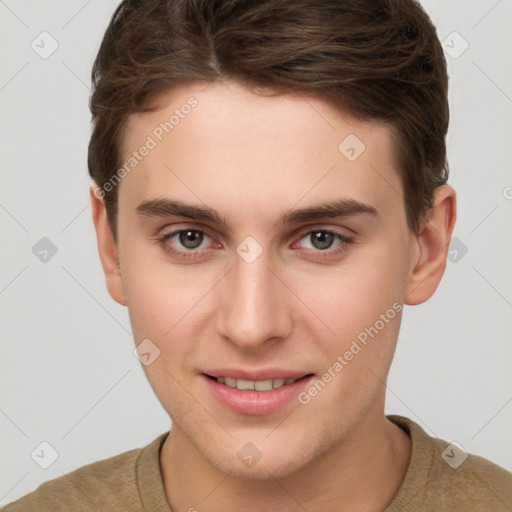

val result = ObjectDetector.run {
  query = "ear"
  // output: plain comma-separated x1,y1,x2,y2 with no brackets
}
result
90,184,127,306
404,184,457,305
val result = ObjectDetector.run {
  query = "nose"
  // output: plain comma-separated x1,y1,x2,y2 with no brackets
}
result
215,247,293,351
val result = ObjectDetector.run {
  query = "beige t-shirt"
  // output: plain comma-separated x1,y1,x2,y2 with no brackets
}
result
2,415,511,511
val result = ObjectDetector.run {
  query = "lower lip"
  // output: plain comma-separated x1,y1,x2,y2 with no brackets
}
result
202,374,315,416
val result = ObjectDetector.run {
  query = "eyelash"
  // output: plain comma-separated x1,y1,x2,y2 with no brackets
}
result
156,228,211,260
292,229,353,260
156,227,353,261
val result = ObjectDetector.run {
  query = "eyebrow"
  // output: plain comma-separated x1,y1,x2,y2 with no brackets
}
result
137,198,227,224
136,198,378,226
277,199,378,224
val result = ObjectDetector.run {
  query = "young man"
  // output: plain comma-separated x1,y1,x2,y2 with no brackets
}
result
3,0,511,511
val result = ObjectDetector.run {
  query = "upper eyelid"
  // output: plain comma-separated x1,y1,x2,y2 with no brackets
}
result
160,227,211,244
291,225,354,246
159,223,208,237
295,225,352,237
292,229,352,249
161,225,350,237
160,225,351,250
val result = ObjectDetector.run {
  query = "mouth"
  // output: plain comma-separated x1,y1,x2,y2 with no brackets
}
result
201,372,315,415
204,374,312,391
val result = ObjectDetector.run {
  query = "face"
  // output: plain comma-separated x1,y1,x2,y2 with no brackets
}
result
94,80,434,479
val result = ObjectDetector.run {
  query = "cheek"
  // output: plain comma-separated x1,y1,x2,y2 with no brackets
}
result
119,237,186,332
295,242,407,339
120,247,215,368
122,258,202,407
123,270,169,341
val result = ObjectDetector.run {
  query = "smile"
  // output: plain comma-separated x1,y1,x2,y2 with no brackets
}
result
202,373,315,415
209,376,299,391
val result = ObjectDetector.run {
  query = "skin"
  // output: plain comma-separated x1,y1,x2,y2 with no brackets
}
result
91,80,456,512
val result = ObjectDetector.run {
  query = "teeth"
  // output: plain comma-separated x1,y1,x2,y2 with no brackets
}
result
216,376,298,390
255,380,273,391
273,378,285,388
224,377,237,388
236,379,254,390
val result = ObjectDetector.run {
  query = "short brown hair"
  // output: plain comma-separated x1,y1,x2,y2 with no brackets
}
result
88,0,449,238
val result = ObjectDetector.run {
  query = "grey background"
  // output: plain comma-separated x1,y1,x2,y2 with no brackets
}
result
1,0,511,505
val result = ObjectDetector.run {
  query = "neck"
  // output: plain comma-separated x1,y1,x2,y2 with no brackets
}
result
160,404,411,512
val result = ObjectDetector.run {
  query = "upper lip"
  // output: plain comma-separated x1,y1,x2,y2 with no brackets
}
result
203,368,313,381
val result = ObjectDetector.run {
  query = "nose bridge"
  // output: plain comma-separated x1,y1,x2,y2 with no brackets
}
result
216,246,291,349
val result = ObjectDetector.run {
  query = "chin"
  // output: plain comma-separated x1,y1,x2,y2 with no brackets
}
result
201,433,326,481
217,452,310,481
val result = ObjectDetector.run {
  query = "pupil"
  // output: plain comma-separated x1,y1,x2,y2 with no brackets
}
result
312,231,333,250
180,230,203,249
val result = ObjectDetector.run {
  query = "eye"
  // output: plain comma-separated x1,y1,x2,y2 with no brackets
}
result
157,228,215,255
301,231,337,250
298,230,349,251
175,229,208,250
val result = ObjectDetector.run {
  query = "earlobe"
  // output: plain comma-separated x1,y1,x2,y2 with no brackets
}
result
404,185,457,306
89,185,127,306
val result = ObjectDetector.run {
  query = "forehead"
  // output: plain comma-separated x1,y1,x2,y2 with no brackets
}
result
119,80,403,227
